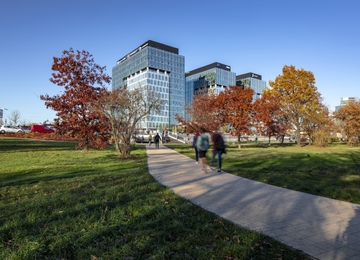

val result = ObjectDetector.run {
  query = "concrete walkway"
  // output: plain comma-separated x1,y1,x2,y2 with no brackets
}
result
146,144,360,260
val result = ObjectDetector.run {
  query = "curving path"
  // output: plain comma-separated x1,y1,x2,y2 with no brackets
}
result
146,144,360,260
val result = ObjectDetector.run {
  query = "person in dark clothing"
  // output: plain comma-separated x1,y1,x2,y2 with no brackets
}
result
154,133,161,148
192,132,200,164
211,130,225,172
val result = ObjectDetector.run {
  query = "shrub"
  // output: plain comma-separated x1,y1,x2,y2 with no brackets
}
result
312,129,331,147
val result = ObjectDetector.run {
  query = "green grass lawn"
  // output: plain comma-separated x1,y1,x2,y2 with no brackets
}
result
0,138,311,259
166,142,360,204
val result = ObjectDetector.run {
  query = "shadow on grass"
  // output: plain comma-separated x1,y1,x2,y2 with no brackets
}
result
0,138,77,153
0,170,309,259
147,146,360,259
0,152,148,189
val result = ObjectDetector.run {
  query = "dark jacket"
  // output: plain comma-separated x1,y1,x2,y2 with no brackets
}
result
193,133,199,148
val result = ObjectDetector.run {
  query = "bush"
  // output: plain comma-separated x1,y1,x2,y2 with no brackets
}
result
348,136,360,147
312,129,331,147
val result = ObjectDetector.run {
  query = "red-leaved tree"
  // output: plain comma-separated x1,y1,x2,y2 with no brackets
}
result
176,94,224,133
253,91,290,145
218,86,254,148
41,48,112,150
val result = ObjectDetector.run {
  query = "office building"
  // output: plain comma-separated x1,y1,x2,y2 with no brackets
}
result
335,97,356,111
185,62,236,106
112,40,185,129
236,72,267,101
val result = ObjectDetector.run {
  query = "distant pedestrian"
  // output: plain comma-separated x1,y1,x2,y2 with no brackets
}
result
196,128,211,172
154,133,161,148
148,134,152,146
211,130,226,172
192,132,200,164
141,135,144,143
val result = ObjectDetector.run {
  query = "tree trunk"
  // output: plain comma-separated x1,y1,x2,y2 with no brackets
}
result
237,136,242,149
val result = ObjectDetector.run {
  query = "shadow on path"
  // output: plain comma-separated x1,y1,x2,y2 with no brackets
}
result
146,145,360,260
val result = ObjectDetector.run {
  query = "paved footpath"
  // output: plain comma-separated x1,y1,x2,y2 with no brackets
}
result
146,145,360,260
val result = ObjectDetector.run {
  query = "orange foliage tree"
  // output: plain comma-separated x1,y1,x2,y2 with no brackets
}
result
302,103,333,146
267,65,324,146
334,100,360,146
41,48,111,150
176,94,224,133
253,91,290,144
218,86,254,148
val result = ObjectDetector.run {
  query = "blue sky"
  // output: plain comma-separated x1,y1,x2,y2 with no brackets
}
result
1,0,359,124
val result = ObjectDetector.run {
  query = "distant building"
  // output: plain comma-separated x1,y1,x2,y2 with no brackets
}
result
236,72,267,101
112,40,185,129
335,97,356,112
185,62,236,106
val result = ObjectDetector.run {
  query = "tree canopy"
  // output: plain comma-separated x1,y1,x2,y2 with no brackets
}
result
176,93,223,133
253,91,289,144
93,87,163,157
218,87,254,147
41,48,111,150
177,87,254,148
267,65,325,146
334,100,360,145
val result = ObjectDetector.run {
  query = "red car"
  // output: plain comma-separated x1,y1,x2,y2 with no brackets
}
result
31,125,55,133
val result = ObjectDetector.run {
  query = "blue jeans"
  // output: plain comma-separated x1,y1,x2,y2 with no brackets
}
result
194,147,199,161
211,150,222,169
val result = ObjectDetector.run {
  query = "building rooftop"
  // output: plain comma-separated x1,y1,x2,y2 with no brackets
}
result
236,73,262,80
185,62,231,77
116,40,179,65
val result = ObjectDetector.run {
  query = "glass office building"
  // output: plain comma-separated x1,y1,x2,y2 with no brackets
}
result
236,72,267,101
185,62,236,107
335,97,356,112
112,40,185,129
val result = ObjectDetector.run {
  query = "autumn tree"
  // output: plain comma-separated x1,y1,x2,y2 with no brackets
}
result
8,110,21,125
41,48,111,150
93,87,163,157
268,65,324,146
302,103,333,146
176,94,224,133
253,91,290,145
218,86,254,148
334,100,360,146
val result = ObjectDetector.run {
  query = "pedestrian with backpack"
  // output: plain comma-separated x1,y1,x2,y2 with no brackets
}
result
196,128,211,172
154,133,161,148
192,132,200,164
211,130,226,172
148,134,152,146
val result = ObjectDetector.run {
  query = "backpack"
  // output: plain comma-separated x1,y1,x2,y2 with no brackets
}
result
214,134,225,150
197,135,209,151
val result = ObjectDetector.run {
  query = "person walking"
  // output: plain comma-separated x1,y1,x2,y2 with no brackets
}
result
192,132,200,164
196,128,211,172
211,130,226,172
148,134,152,146
154,133,161,148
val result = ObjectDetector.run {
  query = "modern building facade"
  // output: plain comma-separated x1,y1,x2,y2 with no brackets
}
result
112,40,185,129
236,72,267,101
335,97,356,111
185,62,236,107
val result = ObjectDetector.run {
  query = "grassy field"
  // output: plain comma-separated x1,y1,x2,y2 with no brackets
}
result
166,141,360,204
0,138,312,260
